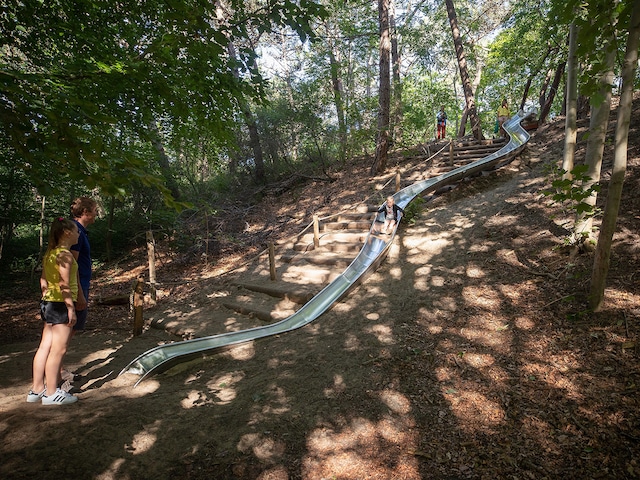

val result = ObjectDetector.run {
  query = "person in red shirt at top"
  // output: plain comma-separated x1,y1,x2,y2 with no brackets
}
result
436,106,447,140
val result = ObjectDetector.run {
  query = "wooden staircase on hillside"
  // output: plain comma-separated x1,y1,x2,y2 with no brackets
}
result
154,137,514,338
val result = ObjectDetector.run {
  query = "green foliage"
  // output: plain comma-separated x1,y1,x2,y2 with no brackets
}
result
402,197,427,226
0,0,328,201
402,75,456,143
542,164,601,218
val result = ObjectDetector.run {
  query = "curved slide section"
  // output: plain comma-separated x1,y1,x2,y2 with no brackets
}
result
120,110,533,386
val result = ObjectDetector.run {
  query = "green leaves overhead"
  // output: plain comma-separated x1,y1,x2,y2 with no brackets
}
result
0,0,327,199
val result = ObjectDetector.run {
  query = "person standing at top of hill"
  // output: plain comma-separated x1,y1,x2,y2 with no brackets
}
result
27,217,80,405
60,197,97,385
497,99,510,137
436,106,448,140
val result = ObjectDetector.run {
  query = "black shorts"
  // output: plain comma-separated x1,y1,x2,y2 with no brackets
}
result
40,301,72,325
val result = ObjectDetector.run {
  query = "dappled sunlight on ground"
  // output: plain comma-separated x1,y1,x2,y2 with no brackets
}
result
302,414,420,480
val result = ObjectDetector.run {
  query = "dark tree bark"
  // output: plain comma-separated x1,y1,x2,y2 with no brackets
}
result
562,21,578,179
390,0,403,145
227,42,266,183
371,0,391,175
445,0,483,140
538,60,566,124
519,46,554,111
329,49,347,162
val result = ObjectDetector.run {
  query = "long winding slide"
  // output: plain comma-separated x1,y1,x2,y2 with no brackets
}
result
120,110,533,386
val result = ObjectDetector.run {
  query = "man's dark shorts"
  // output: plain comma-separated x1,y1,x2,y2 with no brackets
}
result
74,306,88,331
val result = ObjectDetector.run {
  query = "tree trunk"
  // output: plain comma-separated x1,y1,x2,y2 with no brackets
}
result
573,38,616,245
106,195,115,262
562,22,578,180
371,0,391,175
538,60,566,124
329,48,347,162
590,1,640,311
148,121,181,200
216,2,266,183
445,0,483,140
458,107,468,137
227,42,266,183
519,45,553,111
520,77,533,111
390,0,403,145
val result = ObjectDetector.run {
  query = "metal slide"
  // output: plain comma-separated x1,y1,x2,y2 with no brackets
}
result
120,110,533,386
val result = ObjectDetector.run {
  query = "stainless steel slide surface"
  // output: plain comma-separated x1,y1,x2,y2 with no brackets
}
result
120,110,533,386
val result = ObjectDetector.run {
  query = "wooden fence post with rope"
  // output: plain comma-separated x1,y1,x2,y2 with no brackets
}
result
131,277,145,336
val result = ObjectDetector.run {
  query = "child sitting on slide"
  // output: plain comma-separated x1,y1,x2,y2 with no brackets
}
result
376,196,404,235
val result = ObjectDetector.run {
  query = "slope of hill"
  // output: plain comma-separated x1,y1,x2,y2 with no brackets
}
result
0,101,638,479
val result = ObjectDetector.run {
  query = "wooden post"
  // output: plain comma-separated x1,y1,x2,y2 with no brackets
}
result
395,170,401,192
268,242,277,281
313,214,320,248
449,140,454,165
133,277,144,336
146,230,157,304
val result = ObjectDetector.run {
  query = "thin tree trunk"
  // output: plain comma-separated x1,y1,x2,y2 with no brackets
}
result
31,196,46,284
227,42,266,183
456,58,482,138
538,60,566,124
445,0,483,140
216,1,266,183
106,195,115,262
520,45,553,110
371,0,391,175
458,108,468,137
329,48,347,162
590,1,640,311
520,77,533,111
390,0,403,145
562,21,578,180
573,38,616,246
148,121,181,200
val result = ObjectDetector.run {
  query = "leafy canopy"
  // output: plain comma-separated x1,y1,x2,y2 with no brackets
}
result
0,0,327,199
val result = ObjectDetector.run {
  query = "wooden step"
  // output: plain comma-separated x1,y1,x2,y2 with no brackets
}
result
221,300,295,322
279,265,340,284
280,251,356,268
232,281,315,304
322,220,372,231
293,232,368,252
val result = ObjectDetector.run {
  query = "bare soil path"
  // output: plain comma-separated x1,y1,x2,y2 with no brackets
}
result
0,108,638,479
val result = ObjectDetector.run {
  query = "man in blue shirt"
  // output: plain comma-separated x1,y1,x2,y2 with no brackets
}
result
61,197,97,386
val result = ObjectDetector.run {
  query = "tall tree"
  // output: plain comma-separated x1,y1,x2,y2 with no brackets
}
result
572,35,616,245
328,46,348,162
445,0,483,140
590,0,640,310
562,21,579,180
372,0,392,175
390,0,403,145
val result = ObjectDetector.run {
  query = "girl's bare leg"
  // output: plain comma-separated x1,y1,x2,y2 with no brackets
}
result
44,324,73,396
32,324,52,393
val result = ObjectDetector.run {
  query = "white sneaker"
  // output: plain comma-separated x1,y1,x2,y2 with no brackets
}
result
42,388,78,405
26,389,46,403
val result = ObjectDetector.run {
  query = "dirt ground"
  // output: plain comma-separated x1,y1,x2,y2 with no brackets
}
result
1,102,639,480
